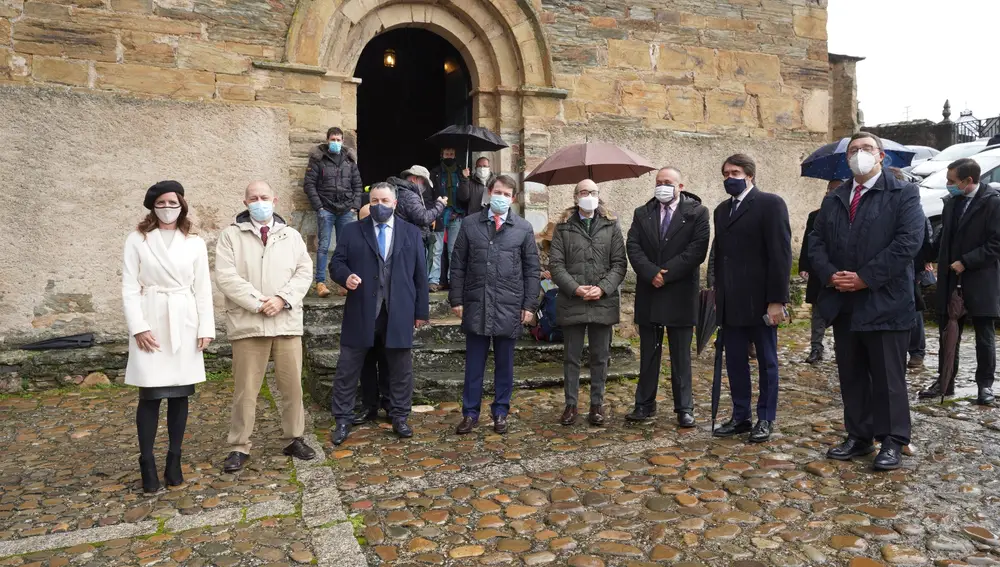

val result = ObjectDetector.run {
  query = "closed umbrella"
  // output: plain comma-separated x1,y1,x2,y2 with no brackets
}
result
696,289,716,356
711,327,725,433
938,282,967,403
525,142,655,186
800,137,915,181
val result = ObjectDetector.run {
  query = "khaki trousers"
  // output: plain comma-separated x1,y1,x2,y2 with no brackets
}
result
227,336,305,454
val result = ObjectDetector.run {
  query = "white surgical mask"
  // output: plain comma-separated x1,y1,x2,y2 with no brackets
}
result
578,195,599,212
154,207,181,224
654,184,675,204
849,151,878,177
476,167,491,180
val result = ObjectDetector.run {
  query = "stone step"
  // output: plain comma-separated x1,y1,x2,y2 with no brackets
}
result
302,291,453,327
307,339,634,374
305,360,641,403
303,317,466,350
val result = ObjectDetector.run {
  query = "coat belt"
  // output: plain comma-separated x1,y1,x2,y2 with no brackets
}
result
141,285,192,354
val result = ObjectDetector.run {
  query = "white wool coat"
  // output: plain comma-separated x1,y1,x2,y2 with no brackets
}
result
122,229,216,388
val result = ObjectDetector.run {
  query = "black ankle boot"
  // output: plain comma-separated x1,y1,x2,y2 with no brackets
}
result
164,451,183,487
139,456,161,493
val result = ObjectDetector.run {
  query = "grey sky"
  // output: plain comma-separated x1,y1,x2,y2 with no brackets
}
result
827,0,999,127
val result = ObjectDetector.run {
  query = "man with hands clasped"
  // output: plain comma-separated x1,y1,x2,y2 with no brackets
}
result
808,132,924,471
215,181,317,473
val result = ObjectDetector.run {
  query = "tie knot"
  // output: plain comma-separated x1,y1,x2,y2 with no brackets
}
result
260,226,269,235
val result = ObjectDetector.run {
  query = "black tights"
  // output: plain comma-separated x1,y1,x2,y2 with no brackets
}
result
136,397,189,459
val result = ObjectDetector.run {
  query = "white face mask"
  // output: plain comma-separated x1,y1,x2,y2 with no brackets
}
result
849,151,878,177
476,167,491,180
578,195,599,212
154,207,181,224
654,184,675,204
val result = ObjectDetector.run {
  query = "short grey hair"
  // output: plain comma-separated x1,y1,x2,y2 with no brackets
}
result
370,181,396,198
657,166,681,179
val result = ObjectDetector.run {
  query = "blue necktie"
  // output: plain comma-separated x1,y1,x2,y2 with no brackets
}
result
377,224,387,259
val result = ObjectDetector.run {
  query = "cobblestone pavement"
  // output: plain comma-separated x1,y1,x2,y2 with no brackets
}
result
2,321,1000,567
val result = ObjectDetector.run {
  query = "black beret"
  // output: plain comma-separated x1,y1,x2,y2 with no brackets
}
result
144,180,185,210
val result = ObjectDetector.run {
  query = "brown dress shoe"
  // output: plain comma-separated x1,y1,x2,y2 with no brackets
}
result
429,284,441,292
588,405,606,427
493,414,508,435
560,406,578,426
336,284,348,296
315,282,332,298
456,415,478,435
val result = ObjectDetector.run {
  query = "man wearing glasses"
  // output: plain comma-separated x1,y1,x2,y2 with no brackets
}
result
548,179,628,426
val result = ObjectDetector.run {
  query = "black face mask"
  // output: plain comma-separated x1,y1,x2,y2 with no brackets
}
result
442,158,456,167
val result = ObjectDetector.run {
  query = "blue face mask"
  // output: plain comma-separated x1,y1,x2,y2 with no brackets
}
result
248,200,274,222
328,141,342,154
946,184,964,197
490,194,511,215
723,177,747,197
370,203,394,223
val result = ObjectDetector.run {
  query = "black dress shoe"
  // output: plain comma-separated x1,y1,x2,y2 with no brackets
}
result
677,412,695,428
493,414,508,435
164,451,183,487
283,437,316,460
805,350,823,364
826,438,875,461
907,355,924,369
223,451,250,473
978,387,996,405
456,415,478,435
918,380,954,399
588,405,606,427
748,420,773,443
712,418,752,437
624,408,655,423
353,406,379,425
139,456,161,493
331,423,351,446
873,442,902,471
560,406,578,426
393,418,413,438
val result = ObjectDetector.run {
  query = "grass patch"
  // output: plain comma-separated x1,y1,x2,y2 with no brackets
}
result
206,369,232,383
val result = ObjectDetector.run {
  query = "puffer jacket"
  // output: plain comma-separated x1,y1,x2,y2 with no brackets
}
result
389,176,445,241
303,144,363,213
549,205,627,326
450,208,541,338
214,212,314,341
460,173,496,216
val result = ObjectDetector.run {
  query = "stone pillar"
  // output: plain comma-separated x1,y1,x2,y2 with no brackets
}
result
828,53,864,140
519,86,569,233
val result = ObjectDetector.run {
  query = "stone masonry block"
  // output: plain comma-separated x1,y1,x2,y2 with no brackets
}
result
706,90,756,127
13,19,118,62
120,31,176,66
177,40,251,74
759,95,802,129
719,50,781,83
0,18,9,45
620,81,666,119
0,0,22,18
657,45,717,74
573,71,619,104
32,57,89,86
608,38,653,70
803,88,829,133
95,62,216,98
793,6,826,40
112,0,152,13
666,87,704,123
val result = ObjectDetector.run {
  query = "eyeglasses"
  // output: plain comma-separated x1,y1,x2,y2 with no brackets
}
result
846,145,880,156
576,190,599,197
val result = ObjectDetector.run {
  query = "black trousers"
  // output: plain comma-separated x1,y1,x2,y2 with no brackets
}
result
330,308,413,423
940,316,996,389
635,325,693,414
359,342,390,411
832,318,911,445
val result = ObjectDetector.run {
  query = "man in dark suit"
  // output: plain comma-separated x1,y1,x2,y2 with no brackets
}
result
919,158,1000,405
328,182,430,445
809,132,924,471
712,154,792,443
800,179,843,364
625,167,710,427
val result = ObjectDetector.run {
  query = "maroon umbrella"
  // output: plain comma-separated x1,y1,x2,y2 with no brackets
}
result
525,142,655,186
938,282,966,403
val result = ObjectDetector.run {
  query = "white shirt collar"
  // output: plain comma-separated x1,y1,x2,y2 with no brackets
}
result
373,215,395,229
966,184,979,199
854,171,882,191
250,217,276,235
490,210,509,223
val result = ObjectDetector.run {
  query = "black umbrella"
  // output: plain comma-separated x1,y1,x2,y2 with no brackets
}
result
696,289,716,356
711,327,725,433
427,125,508,165
20,333,94,351
939,282,966,403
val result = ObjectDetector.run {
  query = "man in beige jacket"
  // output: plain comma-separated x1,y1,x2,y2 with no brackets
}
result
216,181,316,472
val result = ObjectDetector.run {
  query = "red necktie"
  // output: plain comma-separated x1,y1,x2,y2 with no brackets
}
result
494,215,502,232
849,185,863,223
260,225,269,245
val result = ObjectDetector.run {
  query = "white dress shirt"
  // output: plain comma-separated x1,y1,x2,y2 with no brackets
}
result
250,217,277,239
374,215,395,257
852,170,882,200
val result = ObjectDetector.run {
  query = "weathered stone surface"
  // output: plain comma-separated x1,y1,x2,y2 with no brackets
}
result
666,87,704,123
760,96,802,129
94,62,216,98
176,40,251,74
705,90,756,126
803,89,829,132
13,19,117,61
608,39,653,70
719,50,781,83
31,57,89,86
82,372,111,387
880,545,927,565
120,31,176,66
793,6,827,40
112,0,152,13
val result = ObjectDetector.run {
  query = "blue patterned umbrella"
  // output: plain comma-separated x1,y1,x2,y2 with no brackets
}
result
801,137,916,181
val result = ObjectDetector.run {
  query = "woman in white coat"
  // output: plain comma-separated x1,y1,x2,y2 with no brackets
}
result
122,180,215,493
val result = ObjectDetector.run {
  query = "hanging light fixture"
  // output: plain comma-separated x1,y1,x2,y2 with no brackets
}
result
383,48,396,68
443,57,457,74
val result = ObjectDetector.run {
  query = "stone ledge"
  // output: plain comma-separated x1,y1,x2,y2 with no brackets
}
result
252,60,328,75
520,85,569,99
0,521,158,557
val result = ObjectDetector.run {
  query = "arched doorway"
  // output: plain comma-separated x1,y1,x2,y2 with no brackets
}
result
354,28,472,186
